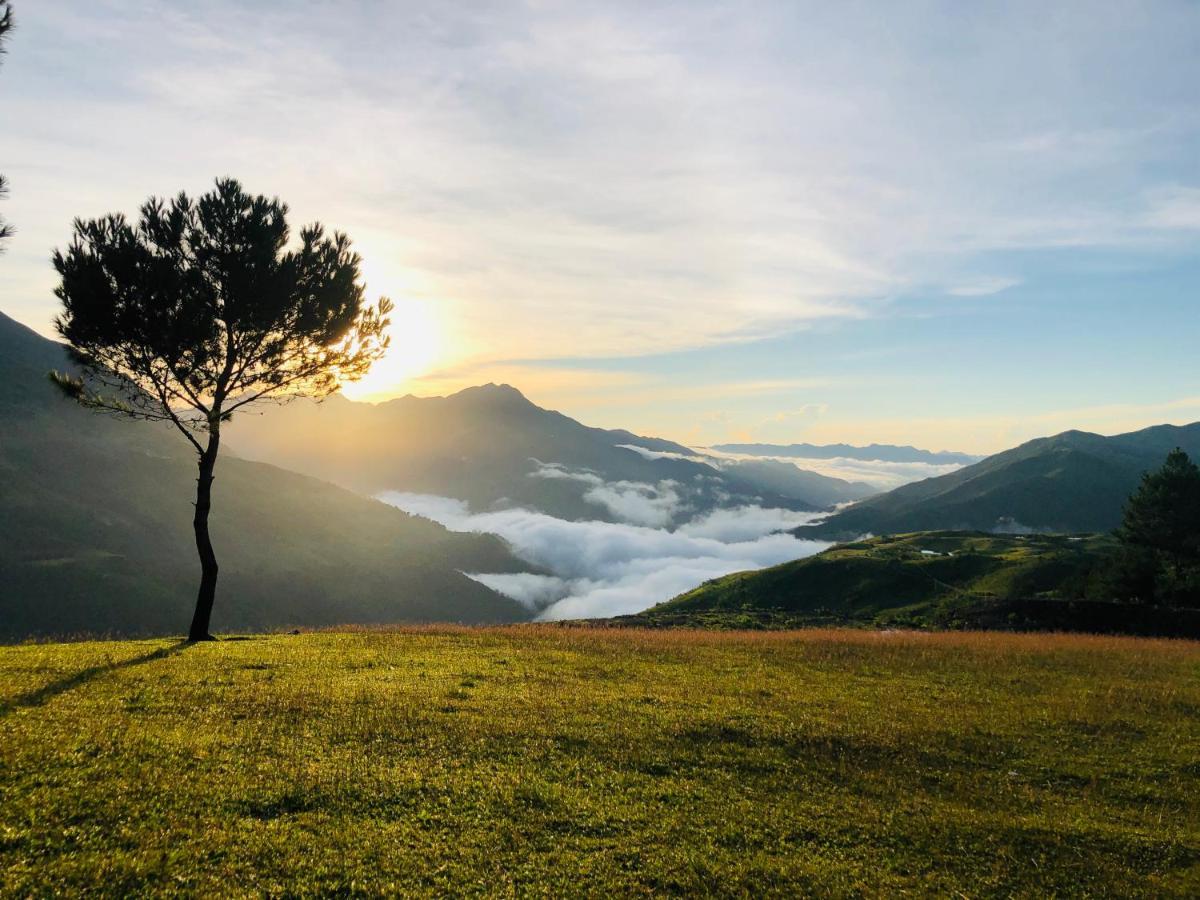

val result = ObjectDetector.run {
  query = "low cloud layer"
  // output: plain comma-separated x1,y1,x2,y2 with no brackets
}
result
699,449,965,491
616,444,708,464
618,441,962,492
378,491,830,620
530,460,682,527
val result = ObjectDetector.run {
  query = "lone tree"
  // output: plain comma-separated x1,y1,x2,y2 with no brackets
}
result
51,178,391,641
0,1,15,249
1116,448,1200,600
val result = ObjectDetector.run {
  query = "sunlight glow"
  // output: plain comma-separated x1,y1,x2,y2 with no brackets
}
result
341,296,443,402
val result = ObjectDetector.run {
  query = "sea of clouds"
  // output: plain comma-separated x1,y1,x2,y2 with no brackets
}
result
617,442,965,492
696,448,965,491
377,491,832,620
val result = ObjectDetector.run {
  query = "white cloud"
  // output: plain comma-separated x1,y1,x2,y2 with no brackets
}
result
528,461,605,485
616,444,706,463
677,505,825,541
528,460,683,526
5,1,1199,362
467,573,571,611
621,441,963,492
383,493,471,523
700,448,966,490
765,404,831,425
378,492,830,619
1143,186,1200,230
946,277,1022,297
582,480,681,528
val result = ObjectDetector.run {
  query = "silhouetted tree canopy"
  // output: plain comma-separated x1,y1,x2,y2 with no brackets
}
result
0,1,15,249
1113,448,1200,604
1120,449,1200,568
51,178,391,639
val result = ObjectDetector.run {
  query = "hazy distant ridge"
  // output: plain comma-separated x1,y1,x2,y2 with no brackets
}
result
713,442,981,465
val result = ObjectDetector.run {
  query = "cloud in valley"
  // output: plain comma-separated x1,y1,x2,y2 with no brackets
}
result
529,460,683,526
466,573,571,612
616,444,708,464
699,448,965,491
677,505,824,542
378,491,830,620
617,442,962,492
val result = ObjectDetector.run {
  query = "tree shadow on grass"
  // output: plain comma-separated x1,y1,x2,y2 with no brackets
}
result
0,640,190,718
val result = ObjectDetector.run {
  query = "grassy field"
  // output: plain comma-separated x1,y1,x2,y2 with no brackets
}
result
1,628,1198,896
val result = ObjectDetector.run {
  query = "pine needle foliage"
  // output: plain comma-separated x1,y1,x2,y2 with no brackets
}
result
50,178,391,639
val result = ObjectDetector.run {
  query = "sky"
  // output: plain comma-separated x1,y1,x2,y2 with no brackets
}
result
1,0,1198,454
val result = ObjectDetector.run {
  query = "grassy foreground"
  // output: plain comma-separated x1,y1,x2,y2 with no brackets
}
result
1,628,1198,896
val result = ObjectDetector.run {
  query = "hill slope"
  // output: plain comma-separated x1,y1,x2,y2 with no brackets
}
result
645,532,1112,625
797,426,1200,540
0,312,529,639
630,532,1199,636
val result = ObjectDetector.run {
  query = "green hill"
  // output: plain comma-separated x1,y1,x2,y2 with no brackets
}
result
798,426,1200,540
633,532,1200,636
0,312,530,639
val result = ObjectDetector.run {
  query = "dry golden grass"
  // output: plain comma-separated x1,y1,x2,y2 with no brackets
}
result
2,626,1198,896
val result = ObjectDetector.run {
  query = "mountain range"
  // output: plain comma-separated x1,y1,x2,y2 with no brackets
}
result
5,302,1197,639
0,312,530,639
227,388,876,523
797,424,1200,540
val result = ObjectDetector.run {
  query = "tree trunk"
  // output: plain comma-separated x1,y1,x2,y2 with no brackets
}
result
187,431,221,641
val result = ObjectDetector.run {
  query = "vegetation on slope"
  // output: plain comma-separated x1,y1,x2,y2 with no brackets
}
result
1,629,1197,896
634,532,1200,636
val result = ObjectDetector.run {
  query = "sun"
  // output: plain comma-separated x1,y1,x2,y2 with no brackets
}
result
341,295,443,402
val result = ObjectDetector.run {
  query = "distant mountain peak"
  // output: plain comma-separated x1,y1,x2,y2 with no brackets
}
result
477,382,526,397
449,382,533,406
360,382,533,411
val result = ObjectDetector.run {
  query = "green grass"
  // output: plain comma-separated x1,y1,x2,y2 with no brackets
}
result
638,532,1189,635
2,627,1199,896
